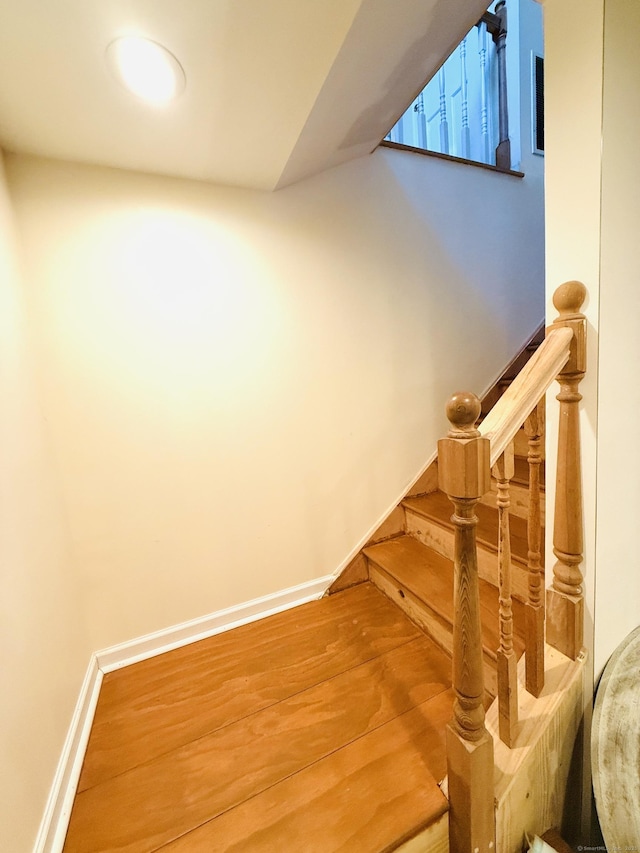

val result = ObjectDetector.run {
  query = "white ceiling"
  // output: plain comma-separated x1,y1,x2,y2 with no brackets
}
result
0,0,489,191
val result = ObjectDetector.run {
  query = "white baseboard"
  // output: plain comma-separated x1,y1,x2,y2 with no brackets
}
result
34,573,333,852
33,657,102,853
97,574,334,672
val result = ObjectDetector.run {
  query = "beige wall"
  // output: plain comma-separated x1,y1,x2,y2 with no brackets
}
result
0,153,89,851
594,0,640,678
544,0,604,835
545,0,640,836
545,0,640,680
6,148,544,654
544,0,603,681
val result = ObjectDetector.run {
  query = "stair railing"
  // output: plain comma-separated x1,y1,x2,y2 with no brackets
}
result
438,281,587,853
385,1,514,170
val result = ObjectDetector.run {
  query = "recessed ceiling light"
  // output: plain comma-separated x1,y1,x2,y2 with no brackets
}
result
106,36,185,105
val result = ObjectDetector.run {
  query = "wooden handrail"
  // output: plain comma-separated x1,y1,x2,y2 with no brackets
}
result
439,281,587,852
479,325,572,466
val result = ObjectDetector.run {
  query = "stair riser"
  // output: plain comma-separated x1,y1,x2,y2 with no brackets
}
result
513,429,545,459
394,811,449,852
480,482,546,526
369,564,453,658
368,562,498,699
405,510,530,603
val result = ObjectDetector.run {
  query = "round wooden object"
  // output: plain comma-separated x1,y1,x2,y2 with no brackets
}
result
552,280,586,318
592,624,640,847
445,391,481,431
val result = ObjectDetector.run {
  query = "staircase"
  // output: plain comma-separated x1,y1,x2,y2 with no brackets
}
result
480,324,545,418
361,451,535,702
63,418,539,853
62,285,588,853
339,327,547,710
63,442,537,853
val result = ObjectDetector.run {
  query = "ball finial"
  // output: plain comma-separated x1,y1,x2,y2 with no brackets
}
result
445,391,481,435
553,280,586,318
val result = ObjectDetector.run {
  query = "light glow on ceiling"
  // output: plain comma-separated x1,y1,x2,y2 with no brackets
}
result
106,36,185,105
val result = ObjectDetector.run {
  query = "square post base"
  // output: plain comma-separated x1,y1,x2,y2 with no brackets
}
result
497,650,518,746
546,587,583,660
446,723,496,853
525,603,545,696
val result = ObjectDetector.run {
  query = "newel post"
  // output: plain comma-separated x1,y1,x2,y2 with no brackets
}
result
438,392,496,853
480,1,510,169
546,281,587,660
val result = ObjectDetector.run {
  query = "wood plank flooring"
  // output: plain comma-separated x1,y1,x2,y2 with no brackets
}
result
64,583,453,853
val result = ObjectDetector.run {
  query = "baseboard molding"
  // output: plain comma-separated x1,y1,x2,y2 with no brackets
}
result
33,657,102,853
34,573,334,852
97,574,334,673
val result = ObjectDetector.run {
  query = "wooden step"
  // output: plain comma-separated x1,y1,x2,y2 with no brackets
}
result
403,491,539,602
364,535,526,699
65,583,452,853
480,468,546,525
484,429,546,521
513,427,546,462
512,453,546,487
416,459,544,523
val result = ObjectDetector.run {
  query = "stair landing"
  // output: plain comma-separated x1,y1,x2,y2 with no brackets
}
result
63,583,453,853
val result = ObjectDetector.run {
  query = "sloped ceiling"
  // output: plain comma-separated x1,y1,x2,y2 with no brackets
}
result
0,0,489,190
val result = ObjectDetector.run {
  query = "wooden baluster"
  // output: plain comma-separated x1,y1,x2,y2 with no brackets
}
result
460,36,471,158
438,391,495,853
414,92,427,149
493,444,518,746
524,401,545,695
438,68,450,154
477,21,491,164
546,281,587,660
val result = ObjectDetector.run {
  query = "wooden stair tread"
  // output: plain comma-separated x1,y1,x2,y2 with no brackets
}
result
365,535,454,623
78,582,423,791
65,583,452,852
403,491,533,564
160,693,452,853
513,454,546,488
364,535,526,661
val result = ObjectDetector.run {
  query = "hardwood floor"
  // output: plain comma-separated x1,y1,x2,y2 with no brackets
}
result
64,583,453,853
